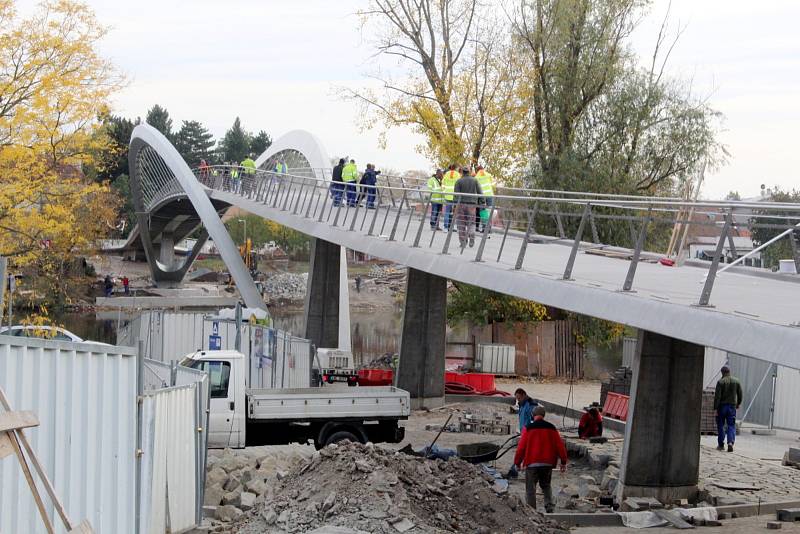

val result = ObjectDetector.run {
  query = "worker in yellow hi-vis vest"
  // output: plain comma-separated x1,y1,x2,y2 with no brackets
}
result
342,159,359,206
475,165,495,233
441,164,461,230
427,169,444,229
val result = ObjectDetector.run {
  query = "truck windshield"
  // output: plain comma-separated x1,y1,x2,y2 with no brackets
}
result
186,360,231,398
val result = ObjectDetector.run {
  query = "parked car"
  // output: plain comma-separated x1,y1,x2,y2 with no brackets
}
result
0,325,110,345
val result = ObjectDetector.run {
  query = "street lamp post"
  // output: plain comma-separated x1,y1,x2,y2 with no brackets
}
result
238,218,247,246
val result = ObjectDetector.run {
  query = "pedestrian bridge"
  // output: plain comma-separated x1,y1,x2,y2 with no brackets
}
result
128,124,800,370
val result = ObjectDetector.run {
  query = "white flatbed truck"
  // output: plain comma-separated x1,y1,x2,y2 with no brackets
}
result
180,350,410,449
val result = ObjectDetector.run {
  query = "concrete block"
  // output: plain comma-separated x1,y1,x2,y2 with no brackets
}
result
206,466,228,487
239,491,256,511
788,448,800,464
767,522,783,530
777,508,800,522
203,484,225,506
215,505,243,522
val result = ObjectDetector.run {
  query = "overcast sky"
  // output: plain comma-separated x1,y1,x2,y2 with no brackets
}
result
34,0,800,199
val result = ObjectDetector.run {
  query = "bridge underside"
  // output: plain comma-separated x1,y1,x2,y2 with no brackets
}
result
130,197,231,286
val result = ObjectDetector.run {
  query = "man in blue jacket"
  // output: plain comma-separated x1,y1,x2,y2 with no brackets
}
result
507,388,537,478
359,164,380,208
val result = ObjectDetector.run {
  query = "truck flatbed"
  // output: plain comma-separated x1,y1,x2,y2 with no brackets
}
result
246,386,410,421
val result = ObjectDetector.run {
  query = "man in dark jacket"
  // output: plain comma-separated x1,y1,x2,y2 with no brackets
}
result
331,158,345,206
578,403,603,439
715,365,743,452
359,164,380,208
514,406,567,512
453,167,482,248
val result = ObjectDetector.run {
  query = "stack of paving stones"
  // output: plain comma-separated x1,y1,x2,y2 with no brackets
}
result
700,388,717,434
600,367,632,407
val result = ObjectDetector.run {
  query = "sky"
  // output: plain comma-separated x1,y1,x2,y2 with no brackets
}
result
22,0,800,199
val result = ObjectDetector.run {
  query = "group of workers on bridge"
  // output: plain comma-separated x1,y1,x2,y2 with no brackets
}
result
427,164,495,248
328,159,498,249
197,157,288,195
330,158,381,209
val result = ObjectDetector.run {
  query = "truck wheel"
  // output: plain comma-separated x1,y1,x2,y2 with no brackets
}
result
325,430,360,446
347,377,357,387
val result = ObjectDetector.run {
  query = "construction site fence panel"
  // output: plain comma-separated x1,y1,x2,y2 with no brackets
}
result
624,337,800,431
139,385,199,534
0,336,138,534
141,358,210,529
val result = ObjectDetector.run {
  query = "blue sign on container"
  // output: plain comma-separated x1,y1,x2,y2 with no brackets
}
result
209,334,222,350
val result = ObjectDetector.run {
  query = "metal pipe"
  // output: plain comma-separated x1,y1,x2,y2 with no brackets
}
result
717,222,800,275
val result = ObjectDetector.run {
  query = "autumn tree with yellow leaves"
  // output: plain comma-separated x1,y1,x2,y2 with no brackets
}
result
0,0,124,303
347,0,528,176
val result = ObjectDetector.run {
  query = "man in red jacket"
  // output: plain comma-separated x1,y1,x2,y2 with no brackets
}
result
513,406,568,512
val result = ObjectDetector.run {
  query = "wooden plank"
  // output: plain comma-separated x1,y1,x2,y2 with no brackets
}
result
0,410,39,432
68,519,95,533
9,431,55,533
0,388,74,529
0,431,13,459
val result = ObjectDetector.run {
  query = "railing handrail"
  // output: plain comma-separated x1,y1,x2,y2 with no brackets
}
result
193,164,800,215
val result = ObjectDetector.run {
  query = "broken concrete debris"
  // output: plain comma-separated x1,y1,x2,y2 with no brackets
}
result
208,441,567,533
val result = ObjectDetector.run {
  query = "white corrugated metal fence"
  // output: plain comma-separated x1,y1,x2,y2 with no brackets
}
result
0,337,138,534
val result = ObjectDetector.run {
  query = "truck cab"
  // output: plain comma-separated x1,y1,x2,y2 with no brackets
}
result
182,350,247,448
181,350,409,449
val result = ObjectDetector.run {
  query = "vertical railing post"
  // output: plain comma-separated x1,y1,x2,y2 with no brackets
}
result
442,198,461,254
474,204,497,262
496,219,512,262
389,191,407,241
514,203,538,270
553,193,566,239
622,207,652,292
563,203,591,280
281,177,296,211
413,196,432,248
698,210,733,306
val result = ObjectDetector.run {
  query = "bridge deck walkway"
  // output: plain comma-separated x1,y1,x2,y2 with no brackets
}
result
206,185,800,369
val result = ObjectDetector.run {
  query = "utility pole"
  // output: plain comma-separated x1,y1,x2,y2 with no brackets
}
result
238,218,247,247
0,257,6,328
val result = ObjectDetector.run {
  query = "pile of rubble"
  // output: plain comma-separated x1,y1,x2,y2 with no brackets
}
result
204,445,315,521
367,265,406,295
215,441,567,534
263,273,308,302
358,353,395,370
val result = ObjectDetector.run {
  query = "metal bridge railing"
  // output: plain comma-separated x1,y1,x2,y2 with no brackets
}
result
192,165,800,308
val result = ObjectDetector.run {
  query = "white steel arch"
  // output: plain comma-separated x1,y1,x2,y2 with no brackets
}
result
129,124,265,310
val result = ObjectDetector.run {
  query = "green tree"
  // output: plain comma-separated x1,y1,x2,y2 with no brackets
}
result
250,130,272,158
224,214,310,255
749,187,800,270
510,0,725,198
145,104,173,140
175,120,215,167
218,117,252,163
447,284,548,326
97,114,138,180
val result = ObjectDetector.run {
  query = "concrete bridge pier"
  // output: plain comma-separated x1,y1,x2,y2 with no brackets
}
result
396,268,447,409
303,238,351,350
618,330,705,503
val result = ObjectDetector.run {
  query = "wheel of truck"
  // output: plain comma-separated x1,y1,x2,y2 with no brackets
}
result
347,377,357,387
324,430,360,446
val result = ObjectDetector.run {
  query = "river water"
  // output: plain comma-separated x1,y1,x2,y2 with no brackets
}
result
58,308,405,365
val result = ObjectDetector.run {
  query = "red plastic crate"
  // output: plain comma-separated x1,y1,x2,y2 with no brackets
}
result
603,392,630,421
